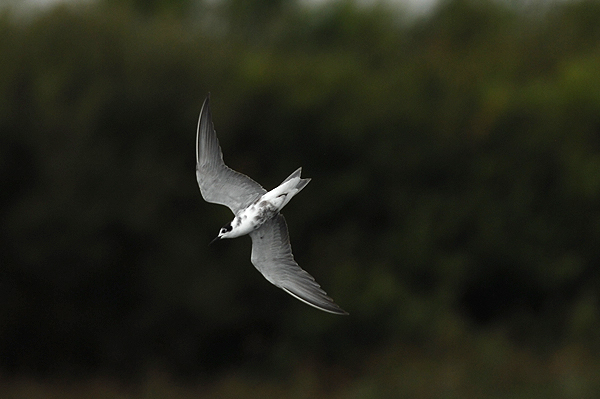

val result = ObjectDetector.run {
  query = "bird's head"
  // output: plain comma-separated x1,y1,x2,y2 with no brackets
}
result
210,222,233,244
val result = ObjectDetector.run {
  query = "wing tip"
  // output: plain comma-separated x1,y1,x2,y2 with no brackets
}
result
281,286,348,315
196,95,208,163
196,93,215,164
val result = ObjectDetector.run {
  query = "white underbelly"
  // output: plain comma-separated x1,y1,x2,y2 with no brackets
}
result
235,201,279,235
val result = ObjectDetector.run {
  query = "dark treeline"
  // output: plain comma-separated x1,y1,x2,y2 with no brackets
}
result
1,0,600,396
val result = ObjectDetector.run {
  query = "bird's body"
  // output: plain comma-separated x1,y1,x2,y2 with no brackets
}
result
195,94,347,315
222,168,309,239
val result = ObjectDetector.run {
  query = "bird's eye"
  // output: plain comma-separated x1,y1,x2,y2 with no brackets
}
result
222,224,232,233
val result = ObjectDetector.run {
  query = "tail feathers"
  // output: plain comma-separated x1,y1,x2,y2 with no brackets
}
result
280,167,310,194
282,167,303,184
295,177,311,194
268,167,310,209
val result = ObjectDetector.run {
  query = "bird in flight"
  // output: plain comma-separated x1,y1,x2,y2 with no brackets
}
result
195,94,347,315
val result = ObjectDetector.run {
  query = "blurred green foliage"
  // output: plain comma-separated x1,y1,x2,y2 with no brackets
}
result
2,0,600,396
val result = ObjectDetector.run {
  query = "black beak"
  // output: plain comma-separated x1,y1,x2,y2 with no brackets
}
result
209,236,221,246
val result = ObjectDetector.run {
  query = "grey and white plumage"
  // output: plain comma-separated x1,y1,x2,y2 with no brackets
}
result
196,94,347,315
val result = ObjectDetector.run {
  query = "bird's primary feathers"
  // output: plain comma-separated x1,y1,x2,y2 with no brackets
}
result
196,94,347,315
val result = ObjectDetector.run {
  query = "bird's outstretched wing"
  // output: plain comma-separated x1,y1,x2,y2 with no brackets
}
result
196,95,266,214
249,214,348,315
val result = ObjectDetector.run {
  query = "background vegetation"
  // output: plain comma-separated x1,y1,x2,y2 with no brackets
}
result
2,0,600,397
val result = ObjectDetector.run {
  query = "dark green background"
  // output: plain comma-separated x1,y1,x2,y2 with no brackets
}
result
2,0,600,397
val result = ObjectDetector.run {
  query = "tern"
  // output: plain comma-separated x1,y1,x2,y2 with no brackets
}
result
195,95,347,315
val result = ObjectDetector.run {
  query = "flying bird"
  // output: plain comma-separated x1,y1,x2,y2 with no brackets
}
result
195,94,347,315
